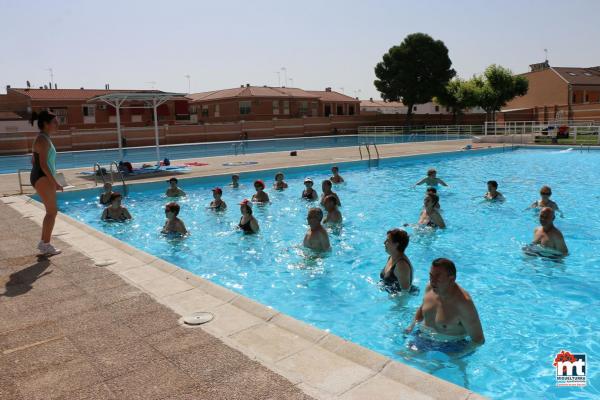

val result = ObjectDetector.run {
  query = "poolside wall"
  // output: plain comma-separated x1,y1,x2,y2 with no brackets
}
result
0,113,486,155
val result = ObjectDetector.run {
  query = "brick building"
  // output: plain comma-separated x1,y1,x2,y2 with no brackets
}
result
360,98,484,115
501,62,600,122
2,87,190,129
187,85,359,123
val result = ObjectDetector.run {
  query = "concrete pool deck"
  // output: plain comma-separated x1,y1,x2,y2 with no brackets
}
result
0,139,493,196
1,140,490,399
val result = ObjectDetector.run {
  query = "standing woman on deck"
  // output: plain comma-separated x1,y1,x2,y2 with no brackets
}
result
30,110,62,255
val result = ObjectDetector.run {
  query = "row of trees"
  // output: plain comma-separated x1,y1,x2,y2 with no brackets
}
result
374,33,529,123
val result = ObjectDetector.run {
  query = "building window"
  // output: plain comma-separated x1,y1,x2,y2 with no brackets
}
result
585,94,589,103
413,106,417,111
189,105,197,114
349,105,355,115
273,100,279,115
201,105,209,117
283,101,290,115
435,105,440,112
311,101,318,116
53,108,68,124
239,101,251,115
324,104,331,116
131,115,142,122
299,101,308,115
214,104,220,117
572,93,577,103
336,105,343,115
446,107,450,112
82,105,95,117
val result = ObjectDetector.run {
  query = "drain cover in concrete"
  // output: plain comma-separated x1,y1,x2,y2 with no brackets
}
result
182,312,214,326
93,259,117,267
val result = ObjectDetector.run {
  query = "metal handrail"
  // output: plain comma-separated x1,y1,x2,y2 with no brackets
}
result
372,143,380,159
109,161,128,197
17,169,33,194
93,163,106,186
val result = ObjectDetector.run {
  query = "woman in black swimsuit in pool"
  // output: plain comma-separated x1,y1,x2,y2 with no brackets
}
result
238,199,259,233
101,193,132,221
380,229,415,292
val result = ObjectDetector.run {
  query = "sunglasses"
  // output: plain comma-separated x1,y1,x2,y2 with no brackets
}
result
540,192,551,196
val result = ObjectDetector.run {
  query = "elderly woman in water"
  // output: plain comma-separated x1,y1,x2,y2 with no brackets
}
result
418,193,446,229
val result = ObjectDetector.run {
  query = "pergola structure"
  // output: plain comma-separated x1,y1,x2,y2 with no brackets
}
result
87,92,187,164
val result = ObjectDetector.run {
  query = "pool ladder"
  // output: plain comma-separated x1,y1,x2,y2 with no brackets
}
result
232,141,247,156
359,142,380,166
17,169,33,194
93,161,128,197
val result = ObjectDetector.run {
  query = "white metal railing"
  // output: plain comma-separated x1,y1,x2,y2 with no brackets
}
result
484,121,600,144
357,124,482,136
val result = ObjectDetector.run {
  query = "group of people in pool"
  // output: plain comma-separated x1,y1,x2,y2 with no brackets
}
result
98,167,345,247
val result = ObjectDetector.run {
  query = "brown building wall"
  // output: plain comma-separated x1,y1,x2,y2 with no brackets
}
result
0,113,486,155
505,68,569,109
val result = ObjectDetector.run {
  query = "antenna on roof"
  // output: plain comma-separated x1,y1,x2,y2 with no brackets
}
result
54,83,57,89
26,80,31,88
544,48,548,63
45,67,54,87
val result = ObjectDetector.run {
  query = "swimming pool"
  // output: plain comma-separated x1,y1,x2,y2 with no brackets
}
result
0,133,470,174
55,147,599,399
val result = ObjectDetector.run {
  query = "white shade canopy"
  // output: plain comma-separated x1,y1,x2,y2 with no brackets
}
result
87,91,187,163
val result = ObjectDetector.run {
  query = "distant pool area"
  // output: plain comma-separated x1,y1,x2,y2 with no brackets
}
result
0,133,471,174
53,147,600,399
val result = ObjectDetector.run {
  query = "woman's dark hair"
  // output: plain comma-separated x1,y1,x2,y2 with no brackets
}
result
322,179,332,188
109,192,122,202
387,229,409,253
165,202,180,216
241,203,253,215
487,180,498,188
427,193,440,207
30,110,57,131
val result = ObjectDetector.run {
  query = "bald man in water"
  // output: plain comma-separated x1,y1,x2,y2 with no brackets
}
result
406,258,484,344
532,207,568,256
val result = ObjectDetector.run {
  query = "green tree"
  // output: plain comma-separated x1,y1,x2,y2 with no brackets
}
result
434,78,478,124
471,65,529,120
374,33,455,124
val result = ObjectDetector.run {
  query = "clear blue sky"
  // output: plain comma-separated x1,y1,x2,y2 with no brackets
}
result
1,0,599,99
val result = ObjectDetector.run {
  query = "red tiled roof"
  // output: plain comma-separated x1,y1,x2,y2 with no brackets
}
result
551,67,600,85
0,111,23,120
9,88,164,101
188,86,319,102
306,90,359,102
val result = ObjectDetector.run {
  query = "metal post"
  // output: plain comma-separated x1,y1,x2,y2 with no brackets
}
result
153,98,160,165
573,126,577,145
116,102,123,160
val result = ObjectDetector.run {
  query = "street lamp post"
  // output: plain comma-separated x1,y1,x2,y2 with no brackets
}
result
184,75,191,93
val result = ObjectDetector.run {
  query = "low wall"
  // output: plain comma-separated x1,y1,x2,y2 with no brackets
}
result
475,134,534,144
0,113,486,155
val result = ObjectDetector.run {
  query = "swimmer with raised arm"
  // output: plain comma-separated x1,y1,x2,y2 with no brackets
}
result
322,195,342,224
320,179,341,207
330,166,344,183
101,193,132,221
418,193,446,229
303,208,330,251
415,168,448,187
209,187,227,210
252,180,270,203
380,229,414,292
162,202,187,235
405,258,484,345
99,182,115,205
273,172,288,190
531,207,568,256
166,177,186,197
301,178,318,201
484,180,505,201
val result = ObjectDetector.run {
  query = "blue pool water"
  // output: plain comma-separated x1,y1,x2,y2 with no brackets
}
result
0,133,469,174
55,148,599,399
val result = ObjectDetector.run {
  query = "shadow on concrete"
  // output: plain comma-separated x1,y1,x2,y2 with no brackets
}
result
1,258,52,297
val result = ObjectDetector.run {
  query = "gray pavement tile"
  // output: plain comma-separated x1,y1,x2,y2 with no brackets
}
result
105,293,167,319
144,326,220,358
55,383,116,400
15,358,103,400
104,358,196,400
74,273,128,294
121,308,181,337
1,336,80,377
0,320,61,353
56,306,118,334
67,321,141,355
90,282,143,306
86,340,168,380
